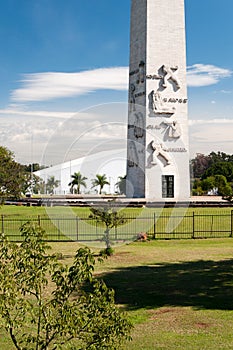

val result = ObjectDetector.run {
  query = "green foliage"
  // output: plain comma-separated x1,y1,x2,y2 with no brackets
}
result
100,247,114,257
202,162,233,182
191,151,233,182
201,176,215,192
191,151,233,199
0,223,131,350
90,205,127,250
23,163,48,173
68,172,87,194
115,175,127,195
0,146,25,201
91,174,110,195
22,173,45,195
45,176,60,195
192,174,233,197
191,153,211,179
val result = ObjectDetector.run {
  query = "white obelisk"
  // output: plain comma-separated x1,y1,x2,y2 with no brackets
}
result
126,0,190,201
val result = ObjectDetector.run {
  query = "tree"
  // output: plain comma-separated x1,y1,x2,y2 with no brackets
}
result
21,173,45,195
0,223,132,349
191,152,233,180
191,153,211,179
208,151,233,164
91,174,110,195
202,162,233,182
68,171,87,194
89,204,127,255
200,176,215,192
0,146,25,201
214,175,232,196
115,175,127,195
45,176,60,194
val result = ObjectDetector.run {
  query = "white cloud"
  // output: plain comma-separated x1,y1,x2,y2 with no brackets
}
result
188,118,233,126
189,119,233,157
11,67,129,102
187,64,232,87
220,89,233,94
10,64,232,104
0,108,74,119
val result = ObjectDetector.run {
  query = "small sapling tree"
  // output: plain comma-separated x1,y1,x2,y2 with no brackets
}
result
0,223,131,350
89,204,127,255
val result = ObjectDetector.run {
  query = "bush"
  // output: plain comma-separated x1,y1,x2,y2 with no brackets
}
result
0,223,132,350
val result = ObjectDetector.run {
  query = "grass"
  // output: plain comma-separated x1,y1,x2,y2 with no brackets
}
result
0,204,232,218
0,238,233,349
0,205,232,242
97,239,233,349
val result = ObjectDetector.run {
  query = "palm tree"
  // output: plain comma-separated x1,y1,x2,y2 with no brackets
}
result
46,176,60,195
91,174,110,195
115,175,127,195
68,172,87,194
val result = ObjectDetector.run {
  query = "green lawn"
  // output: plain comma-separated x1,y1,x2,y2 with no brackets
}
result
0,205,232,242
0,204,232,218
0,238,233,349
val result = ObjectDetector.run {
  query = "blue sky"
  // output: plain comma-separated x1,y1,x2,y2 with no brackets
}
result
0,0,232,165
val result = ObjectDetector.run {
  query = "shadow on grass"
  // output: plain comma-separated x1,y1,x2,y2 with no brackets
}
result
101,259,233,311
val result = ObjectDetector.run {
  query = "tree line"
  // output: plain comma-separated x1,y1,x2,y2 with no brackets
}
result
1,145,232,199
191,151,233,199
0,146,125,199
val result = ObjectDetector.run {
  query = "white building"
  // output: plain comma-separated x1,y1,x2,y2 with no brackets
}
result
35,149,126,195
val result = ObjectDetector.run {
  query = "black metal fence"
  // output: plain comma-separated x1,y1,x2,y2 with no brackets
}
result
1,210,233,242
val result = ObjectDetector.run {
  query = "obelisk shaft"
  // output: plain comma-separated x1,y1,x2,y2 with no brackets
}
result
126,0,190,200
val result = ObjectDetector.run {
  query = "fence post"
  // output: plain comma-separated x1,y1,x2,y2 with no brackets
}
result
192,212,195,239
1,215,4,234
153,213,156,239
76,217,79,241
115,226,117,241
230,210,233,238
57,219,60,240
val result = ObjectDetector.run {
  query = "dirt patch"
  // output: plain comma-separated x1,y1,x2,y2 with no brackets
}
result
147,307,213,334
195,322,211,329
149,307,176,318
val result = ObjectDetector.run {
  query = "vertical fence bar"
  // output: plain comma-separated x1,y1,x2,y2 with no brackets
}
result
153,213,156,239
1,215,4,234
76,217,79,241
210,215,214,236
57,219,60,241
230,210,233,238
115,226,117,241
192,212,195,239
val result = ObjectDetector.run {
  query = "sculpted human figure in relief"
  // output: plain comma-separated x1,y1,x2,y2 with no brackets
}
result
162,65,181,90
150,141,170,166
128,141,139,167
129,84,136,112
134,112,144,138
137,61,145,84
162,119,181,138
148,90,175,115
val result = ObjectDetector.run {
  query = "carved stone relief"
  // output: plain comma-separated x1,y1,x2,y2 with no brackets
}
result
149,141,171,166
136,61,145,84
134,112,144,138
129,84,136,112
128,141,139,167
162,65,181,90
161,119,181,139
148,90,176,115
146,65,181,91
